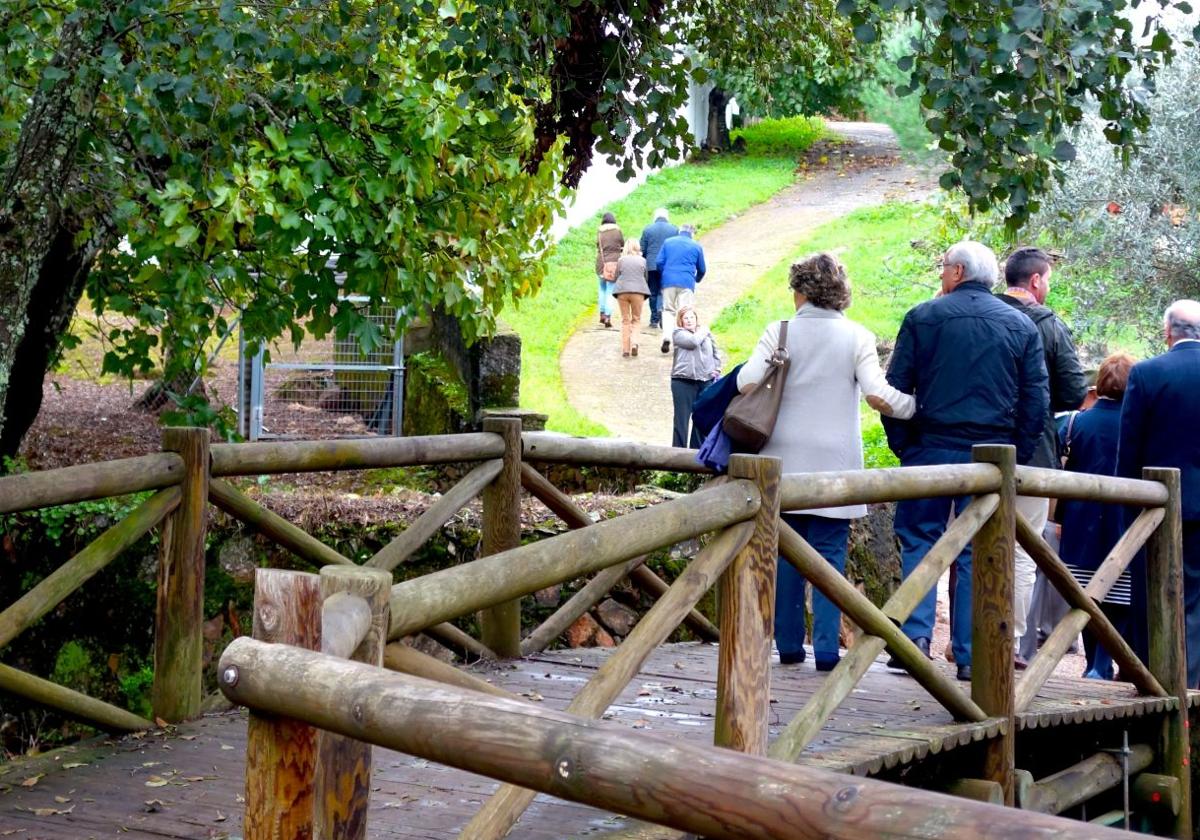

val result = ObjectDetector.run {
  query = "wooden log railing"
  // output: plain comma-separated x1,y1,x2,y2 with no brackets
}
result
217,636,1146,840
1,428,1192,836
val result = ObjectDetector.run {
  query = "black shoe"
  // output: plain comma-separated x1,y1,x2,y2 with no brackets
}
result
779,649,806,665
660,340,670,354
887,636,929,669
956,664,972,681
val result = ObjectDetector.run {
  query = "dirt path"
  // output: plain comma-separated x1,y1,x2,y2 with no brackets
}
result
558,121,935,444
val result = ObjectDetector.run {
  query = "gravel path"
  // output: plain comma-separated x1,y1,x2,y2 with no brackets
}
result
558,122,934,445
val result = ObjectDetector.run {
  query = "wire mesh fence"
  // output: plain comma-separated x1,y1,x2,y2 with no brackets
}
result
239,300,405,441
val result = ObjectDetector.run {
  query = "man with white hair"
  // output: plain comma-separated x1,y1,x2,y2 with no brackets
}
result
639,208,677,330
655,223,707,353
882,240,1050,681
1118,299,1200,687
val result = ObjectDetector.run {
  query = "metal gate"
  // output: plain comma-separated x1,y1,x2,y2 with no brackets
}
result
237,299,405,441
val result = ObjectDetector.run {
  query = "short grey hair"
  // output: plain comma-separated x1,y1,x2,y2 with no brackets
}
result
944,240,999,286
680,223,696,236
653,207,669,221
1165,299,1200,340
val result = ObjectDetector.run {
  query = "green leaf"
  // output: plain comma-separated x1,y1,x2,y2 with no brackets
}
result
264,125,287,152
1051,140,1076,161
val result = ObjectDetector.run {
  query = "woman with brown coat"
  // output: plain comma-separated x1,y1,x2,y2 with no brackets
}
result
595,212,624,328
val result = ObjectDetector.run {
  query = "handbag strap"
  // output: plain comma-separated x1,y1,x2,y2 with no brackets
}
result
769,320,789,366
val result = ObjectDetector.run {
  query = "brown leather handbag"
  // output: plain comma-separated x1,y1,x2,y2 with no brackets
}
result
722,321,789,452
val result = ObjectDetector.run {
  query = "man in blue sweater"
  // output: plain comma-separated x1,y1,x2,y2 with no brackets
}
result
882,240,1049,681
639,208,678,329
655,224,707,353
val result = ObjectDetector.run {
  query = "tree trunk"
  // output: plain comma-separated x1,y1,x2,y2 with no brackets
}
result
0,10,112,458
706,87,732,151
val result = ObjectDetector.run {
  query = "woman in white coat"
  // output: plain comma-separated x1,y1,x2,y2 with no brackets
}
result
737,253,915,670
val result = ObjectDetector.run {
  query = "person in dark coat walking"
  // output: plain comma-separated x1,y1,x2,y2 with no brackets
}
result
882,240,1049,681
1057,352,1135,679
997,246,1088,667
595,212,624,328
1118,299,1200,687
640,208,677,329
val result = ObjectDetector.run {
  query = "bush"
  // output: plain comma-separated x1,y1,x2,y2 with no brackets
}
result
730,116,828,158
1028,28,1200,347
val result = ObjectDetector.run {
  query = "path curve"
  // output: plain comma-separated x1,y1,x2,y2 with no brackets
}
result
558,121,934,445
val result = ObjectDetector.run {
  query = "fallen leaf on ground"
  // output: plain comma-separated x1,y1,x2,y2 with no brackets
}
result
145,776,169,787
19,775,42,788
62,763,88,769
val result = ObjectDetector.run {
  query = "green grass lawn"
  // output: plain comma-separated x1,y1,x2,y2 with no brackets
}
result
711,201,942,466
503,117,827,435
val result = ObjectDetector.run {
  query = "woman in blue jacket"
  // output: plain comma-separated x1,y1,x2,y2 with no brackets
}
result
1057,351,1136,679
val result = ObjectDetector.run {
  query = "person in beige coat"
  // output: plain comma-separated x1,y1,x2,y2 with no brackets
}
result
737,253,914,669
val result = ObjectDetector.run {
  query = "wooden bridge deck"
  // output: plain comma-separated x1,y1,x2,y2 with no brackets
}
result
1,642,1191,839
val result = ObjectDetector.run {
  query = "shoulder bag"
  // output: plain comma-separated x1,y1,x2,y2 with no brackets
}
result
722,321,790,452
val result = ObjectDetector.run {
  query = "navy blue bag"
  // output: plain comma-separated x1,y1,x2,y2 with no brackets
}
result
691,362,744,439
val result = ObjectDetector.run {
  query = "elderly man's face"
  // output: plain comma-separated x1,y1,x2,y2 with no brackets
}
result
939,254,964,295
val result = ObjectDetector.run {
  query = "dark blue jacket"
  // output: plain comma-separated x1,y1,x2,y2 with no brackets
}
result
1117,341,1200,520
882,280,1050,463
640,218,678,268
1058,400,1124,570
656,232,706,290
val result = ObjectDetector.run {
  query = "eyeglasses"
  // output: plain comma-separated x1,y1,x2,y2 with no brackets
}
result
937,259,961,271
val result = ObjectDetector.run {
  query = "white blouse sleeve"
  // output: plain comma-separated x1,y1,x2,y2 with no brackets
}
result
855,327,916,419
736,322,781,391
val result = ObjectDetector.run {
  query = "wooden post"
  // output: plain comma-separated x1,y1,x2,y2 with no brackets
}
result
971,444,1016,804
1144,466,1192,840
151,427,210,723
715,454,781,755
477,417,523,657
315,566,392,840
243,568,322,840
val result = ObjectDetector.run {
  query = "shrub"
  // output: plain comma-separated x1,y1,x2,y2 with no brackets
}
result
730,116,828,158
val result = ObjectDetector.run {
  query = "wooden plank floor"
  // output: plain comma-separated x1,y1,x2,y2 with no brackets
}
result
0,642,1189,839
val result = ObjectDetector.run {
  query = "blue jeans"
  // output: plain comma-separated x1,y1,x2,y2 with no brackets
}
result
894,445,974,667
597,275,614,316
647,269,663,325
776,513,850,663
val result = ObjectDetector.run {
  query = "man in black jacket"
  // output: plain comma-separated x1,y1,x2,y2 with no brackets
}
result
883,241,1050,680
999,247,1088,668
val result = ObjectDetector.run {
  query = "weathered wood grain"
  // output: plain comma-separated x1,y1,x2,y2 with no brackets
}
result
1023,745,1153,815
315,566,392,840
387,480,759,639
479,418,523,657
779,463,1001,511
970,445,1016,805
1015,465,1168,507
521,432,713,473
0,487,179,650
152,427,210,723
209,433,505,476
0,662,152,732
715,455,780,756
0,452,183,514
244,568,322,840
520,555,647,655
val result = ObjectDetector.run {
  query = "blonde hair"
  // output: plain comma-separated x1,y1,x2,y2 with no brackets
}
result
623,240,642,256
675,305,698,328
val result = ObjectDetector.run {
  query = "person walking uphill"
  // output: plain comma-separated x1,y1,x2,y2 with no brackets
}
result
882,240,1049,682
997,246,1088,669
613,240,650,358
656,224,706,353
640,208,678,330
595,212,624,328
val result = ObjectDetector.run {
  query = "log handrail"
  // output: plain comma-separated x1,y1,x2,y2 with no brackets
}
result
1013,513,1165,698
0,452,184,514
780,462,1002,511
769,495,998,762
521,462,719,642
459,520,755,840
1016,465,1168,507
218,639,1143,840
386,479,761,639
522,431,712,473
209,432,506,476
210,478,354,568
0,487,180,651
